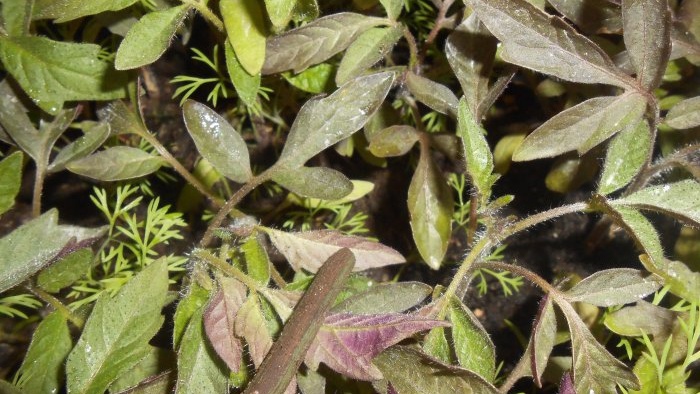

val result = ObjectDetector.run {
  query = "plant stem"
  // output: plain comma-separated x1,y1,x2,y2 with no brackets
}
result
199,171,271,247
27,285,84,329
420,0,454,64
193,249,261,291
182,0,225,33
31,162,46,217
501,202,589,239
473,261,556,294
403,27,420,72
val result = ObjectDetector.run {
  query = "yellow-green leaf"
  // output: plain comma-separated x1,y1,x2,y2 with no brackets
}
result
598,120,650,195
336,26,402,85
0,151,23,216
221,0,267,75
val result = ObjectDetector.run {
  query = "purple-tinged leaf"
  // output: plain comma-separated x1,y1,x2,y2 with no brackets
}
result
622,0,671,90
564,268,661,306
559,371,576,394
405,72,459,118
530,295,556,387
305,313,449,381
234,294,272,368
264,228,405,272
548,0,621,34
203,277,247,372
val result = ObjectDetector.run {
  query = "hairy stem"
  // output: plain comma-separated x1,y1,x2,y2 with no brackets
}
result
27,285,84,329
193,249,261,291
182,0,225,32
403,27,420,72
501,202,589,239
31,161,46,217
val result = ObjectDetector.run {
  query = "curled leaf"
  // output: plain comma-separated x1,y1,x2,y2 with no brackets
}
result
564,268,662,306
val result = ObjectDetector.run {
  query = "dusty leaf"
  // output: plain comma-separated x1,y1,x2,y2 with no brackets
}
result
470,0,631,88
272,166,352,200
173,283,211,349
604,301,676,337
67,146,165,181
66,259,168,394
263,13,385,74
225,40,261,107
513,93,646,161
37,248,93,293
557,301,639,393
373,346,500,394
221,0,267,75
449,297,496,382
405,72,459,118
0,151,22,216
332,282,432,314
32,0,137,22
276,71,394,168
182,100,252,183
176,308,229,394
598,120,650,195
665,96,700,129
622,0,671,90
612,180,700,226
305,313,449,381
547,0,622,34
445,14,497,120
0,209,106,293
336,26,402,85
49,122,111,173
408,144,453,270
15,312,72,394
564,268,662,306
115,5,190,70
0,36,126,104
367,125,418,157
457,98,496,201
203,277,247,372
234,294,273,368
265,228,405,272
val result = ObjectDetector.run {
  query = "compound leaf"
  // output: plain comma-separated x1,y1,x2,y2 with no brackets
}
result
271,166,352,200
221,0,267,75
332,282,432,314
665,96,700,129
15,312,72,394
470,0,631,88
277,71,394,168
115,5,190,70
513,93,646,161
263,13,385,74
203,277,247,372
336,26,402,85
373,346,500,394
305,313,449,381
0,36,126,104
598,120,650,195
449,297,496,382
564,268,662,306
264,228,405,272
66,259,168,394
405,72,459,118
622,0,671,90
32,0,138,22
67,146,165,181
612,180,700,227
0,151,23,216
182,100,252,183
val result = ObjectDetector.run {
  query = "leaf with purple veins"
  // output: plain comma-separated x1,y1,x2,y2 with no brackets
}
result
305,313,449,381
203,277,247,372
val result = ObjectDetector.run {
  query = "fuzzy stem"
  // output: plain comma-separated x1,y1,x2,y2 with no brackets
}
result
402,27,420,72
27,285,84,329
501,202,589,239
31,161,46,217
182,0,225,32
194,249,261,291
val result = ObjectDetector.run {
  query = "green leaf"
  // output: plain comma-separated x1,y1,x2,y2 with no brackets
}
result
241,235,271,287
373,346,500,394
449,297,496,382
622,0,671,90
423,327,454,363
1,0,32,35
182,100,252,183
528,295,557,386
37,248,93,293
262,13,386,74
15,312,72,394
225,39,261,107
664,96,700,129
265,0,295,28
66,146,165,181
272,166,353,200
0,79,36,147
547,0,622,34
49,122,111,173
612,180,700,227
470,0,631,88
513,93,647,161
445,14,497,120
379,0,403,20
0,380,21,394
367,125,418,157
544,154,597,194
32,0,138,22
98,99,147,136
457,98,496,202
66,259,168,394
109,346,175,393
173,283,211,349
651,258,700,304
0,36,126,104
221,0,267,75
175,307,229,393
405,72,459,118
0,151,23,216
408,145,453,270
276,71,394,168
556,300,640,392
115,5,190,70
564,268,661,306
283,63,334,94
604,301,676,337
336,26,402,85
332,282,432,314
598,120,650,195
264,227,405,272
0,209,106,293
